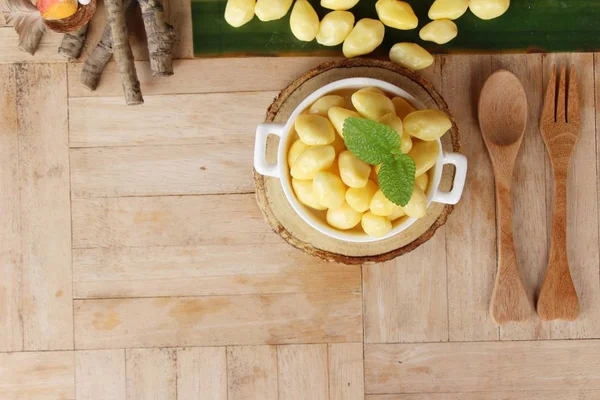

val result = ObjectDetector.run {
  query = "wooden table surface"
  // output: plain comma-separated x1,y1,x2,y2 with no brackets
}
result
2,2,600,399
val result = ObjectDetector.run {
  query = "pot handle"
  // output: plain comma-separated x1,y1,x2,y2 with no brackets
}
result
431,152,468,205
254,123,285,178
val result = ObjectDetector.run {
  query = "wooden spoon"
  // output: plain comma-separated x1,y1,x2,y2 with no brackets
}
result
478,70,532,324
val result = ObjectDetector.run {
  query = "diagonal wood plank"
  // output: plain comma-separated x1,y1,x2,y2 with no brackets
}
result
366,391,600,400
75,350,126,400
68,91,275,148
489,54,550,340
278,344,329,400
365,341,600,394
72,244,360,298
0,63,22,352
126,348,176,400
16,63,73,351
328,343,364,400
0,351,75,400
74,292,362,349
542,53,600,338
71,194,278,248
442,55,499,341
363,231,448,344
177,347,227,400
227,345,278,400
66,58,338,98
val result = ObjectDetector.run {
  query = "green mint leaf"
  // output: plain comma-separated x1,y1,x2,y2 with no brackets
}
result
342,117,401,165
378,154,416,207
390,148,403,157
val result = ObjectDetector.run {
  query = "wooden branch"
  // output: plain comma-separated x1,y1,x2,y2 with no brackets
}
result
138,0,175,76
104,0,143,105
80,22,114,90
80,0,134,91
58,24,89,59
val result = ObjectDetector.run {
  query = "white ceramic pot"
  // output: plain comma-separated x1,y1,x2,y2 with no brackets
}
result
254,77,467,243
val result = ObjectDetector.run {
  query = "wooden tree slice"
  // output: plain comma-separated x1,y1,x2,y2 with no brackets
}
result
254,58,461,265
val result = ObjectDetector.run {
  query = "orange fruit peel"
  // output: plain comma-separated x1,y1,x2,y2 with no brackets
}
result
37,0,78,20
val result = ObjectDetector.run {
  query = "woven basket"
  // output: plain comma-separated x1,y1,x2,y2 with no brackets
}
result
44,0,96,33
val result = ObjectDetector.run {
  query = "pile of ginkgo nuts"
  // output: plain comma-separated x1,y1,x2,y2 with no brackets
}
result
224,0,510,70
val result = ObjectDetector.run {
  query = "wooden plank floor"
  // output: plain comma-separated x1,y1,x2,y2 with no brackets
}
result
2,3,600,398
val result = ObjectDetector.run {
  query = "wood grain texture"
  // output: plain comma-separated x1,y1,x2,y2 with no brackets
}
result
479,69,532,324
0,64,22,352
68,91,275,147
70,143,253,197
4,51,600,400
0,0,6,26
365,340,600,394
537,64,581,321
72,194,276,249
442,55,499,341
542,53,600,338
0,351,75,400
227,346,278,400
366,391,600,400
75,350,126,400
0,28,64,63
177,347,227,400
66,58,337,98
126,348,176,400
74,292,362,348
278,344,329,400
328,343,364,400
363,232,448,344
490,55,549,339
16,63,73,351
72,245,360,298
597,54,600,321
163,0,193,59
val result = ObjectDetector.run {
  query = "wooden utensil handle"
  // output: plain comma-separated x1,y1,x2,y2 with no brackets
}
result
537,172,579,321
489,177,531,324
496,180,518,270
550,174,568,258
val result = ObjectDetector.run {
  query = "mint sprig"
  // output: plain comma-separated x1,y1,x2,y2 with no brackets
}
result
343,117,415,207
342,117,399,165
378,154,416,206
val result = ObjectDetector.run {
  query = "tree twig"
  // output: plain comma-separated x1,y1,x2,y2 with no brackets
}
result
138,0,174,76
105,0,143,105
58,24,89,59
80,0,134,91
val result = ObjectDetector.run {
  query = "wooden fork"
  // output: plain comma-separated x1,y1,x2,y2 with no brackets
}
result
537,65,580,321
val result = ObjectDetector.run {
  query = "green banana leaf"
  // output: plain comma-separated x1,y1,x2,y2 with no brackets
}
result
192,0,600,56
